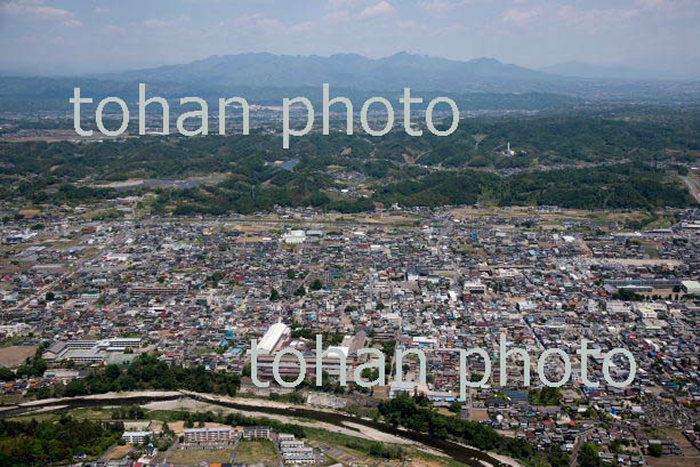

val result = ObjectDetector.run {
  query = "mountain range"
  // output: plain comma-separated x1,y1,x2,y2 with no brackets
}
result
93,52,699,100
100,52,559,93
1,52,699,112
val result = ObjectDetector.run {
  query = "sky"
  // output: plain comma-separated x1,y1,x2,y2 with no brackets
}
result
0,0,699,77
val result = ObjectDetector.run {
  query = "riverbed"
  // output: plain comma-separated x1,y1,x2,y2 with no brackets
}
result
0,390,522,467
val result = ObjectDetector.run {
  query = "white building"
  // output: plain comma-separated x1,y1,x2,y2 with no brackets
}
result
0,323,32,338
184,427,234,442
282,230,306,244
103,253,130,261
389,381,416,398
257,322,290,353
279,434,315,465
681,280,700,295
463,281,486,294
105,337,142,348
243,426,271,440
43,369,80,382
122,431,152,444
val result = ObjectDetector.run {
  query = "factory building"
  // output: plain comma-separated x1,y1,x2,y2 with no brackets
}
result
257,321,290,353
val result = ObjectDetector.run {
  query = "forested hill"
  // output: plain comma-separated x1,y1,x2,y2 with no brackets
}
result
0,110,698,213
0,76,577,112
374,165,693,210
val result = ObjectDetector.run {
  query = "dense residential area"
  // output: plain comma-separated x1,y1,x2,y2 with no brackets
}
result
1,8,700,466
0,199,698,467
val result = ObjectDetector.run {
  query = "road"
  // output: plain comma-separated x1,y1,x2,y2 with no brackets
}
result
569,427,594,467
680,176,700,203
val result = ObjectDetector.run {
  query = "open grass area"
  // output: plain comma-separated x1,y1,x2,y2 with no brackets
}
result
0,394,27,405
167,448,233,464
144,409,190,422
71,408,114,420
7,407,113,422
234,439,280,466
307,427,471,467
6,411,64,423
104,444,134,460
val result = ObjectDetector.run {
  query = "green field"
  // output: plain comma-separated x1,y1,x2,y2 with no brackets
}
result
167,448,233,464
235,439,280,466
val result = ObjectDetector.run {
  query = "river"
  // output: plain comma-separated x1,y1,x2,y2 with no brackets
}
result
0,391,518,467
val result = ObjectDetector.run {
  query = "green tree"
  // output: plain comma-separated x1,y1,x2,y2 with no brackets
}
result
648,444,663,457
448,400,463,413
579,443,602,467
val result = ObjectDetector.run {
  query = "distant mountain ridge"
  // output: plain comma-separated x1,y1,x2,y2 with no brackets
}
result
95,52,700,100
0,53,698,112
538,61,684,81
97,52,576,94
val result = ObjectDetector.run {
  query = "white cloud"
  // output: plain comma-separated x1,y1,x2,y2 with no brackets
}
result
221,13,316,37
502,7,540,26
0,0,81,26
324,0,395,20
359,1,395,18
636,0,666,8
231,13,285,31
104,23,127,35
420,0,470,15
501,1,682,32
326,0,374,10
143,15,191,29
290,21,314,33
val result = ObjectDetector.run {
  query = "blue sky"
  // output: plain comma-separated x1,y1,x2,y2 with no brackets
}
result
0,0,699,76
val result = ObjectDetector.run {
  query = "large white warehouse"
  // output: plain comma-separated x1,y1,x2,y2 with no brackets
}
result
257,321,290,353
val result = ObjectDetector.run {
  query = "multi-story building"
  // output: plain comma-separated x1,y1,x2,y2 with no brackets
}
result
122,431,153,444
279,434,315,464
243,426,271,440
184,427,234,442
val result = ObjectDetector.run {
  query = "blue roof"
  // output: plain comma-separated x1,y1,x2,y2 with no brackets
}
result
276,158,300,171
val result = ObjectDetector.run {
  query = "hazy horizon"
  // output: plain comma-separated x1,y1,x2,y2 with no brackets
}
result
1,0,699,78
1,50,695,82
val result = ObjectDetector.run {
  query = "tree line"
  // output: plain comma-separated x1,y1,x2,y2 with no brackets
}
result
378,393,569,467
0,416,123,467
29,353,241,399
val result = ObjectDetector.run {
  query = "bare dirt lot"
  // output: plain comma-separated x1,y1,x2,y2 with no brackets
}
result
646,429,700,467
468,408,490,422
104,444,134,461
0,345,37,367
